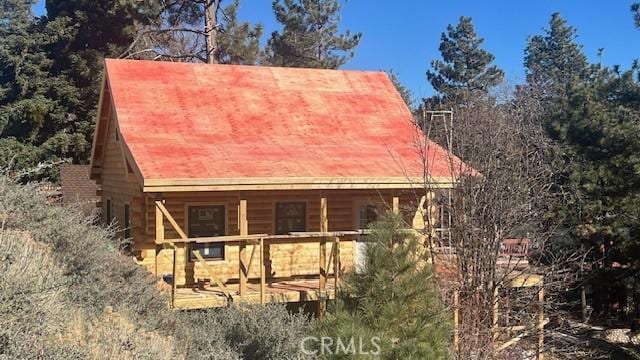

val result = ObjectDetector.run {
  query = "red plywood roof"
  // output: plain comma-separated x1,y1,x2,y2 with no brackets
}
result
102,59,465,189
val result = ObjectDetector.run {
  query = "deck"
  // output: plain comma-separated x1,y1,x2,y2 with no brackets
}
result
173,279,336,310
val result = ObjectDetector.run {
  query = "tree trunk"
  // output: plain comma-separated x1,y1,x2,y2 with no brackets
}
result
204,0,220,64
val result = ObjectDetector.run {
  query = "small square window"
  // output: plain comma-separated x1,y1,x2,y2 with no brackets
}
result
275,202,306,235
188,205,225,261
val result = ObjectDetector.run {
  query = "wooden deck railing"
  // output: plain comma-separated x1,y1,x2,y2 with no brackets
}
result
154,199,354,309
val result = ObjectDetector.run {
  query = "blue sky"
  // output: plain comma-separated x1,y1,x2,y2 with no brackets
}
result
34,1,639,101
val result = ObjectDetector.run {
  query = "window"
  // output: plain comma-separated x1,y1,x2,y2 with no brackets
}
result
275,202,306,235
188,205,225,260
105,199,112,224
357,203,379,229
123,204,131,239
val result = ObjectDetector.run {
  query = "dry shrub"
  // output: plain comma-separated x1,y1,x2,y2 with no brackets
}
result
0,176,312,359
59,306,176,360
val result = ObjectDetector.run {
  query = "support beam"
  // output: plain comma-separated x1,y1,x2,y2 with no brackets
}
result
392,196,399,214
537,285,545,360
334,236,340,289
155,201,187,240
192,249,231,298
155,202,164,278
260,237,266,304
454,290,459,353
318,197,328,315
239,199,248,297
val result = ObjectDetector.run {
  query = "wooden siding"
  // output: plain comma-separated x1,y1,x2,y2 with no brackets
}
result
98,113,144,253
142,189,427,286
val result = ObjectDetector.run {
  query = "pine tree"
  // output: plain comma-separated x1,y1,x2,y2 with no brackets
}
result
426,16,504,103
548,69,640,267
632,3,640,28
132,0,263,64
315,214,451,359
386,70,414,110
0,0,81,178
0,1,157,179
265,0,361,69
524,12,591,99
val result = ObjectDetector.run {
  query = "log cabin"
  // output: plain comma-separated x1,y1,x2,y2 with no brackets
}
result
89,59,466,309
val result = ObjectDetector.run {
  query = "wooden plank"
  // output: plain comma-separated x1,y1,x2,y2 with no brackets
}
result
155,201,187,240
239,199,248,297
155,203,164,278
453,290,459,353
192,250,231,298
260,237,266,304
159,233,267,244
319,197,328,316
537,285,544,360
334,237,340,289
392,196,399,214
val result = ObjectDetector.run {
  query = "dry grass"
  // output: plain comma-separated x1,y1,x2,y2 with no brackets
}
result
0,176,311,359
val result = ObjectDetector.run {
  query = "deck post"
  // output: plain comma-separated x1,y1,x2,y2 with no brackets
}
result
334,236,340,290
154,200,164,279
453,289,460,353
260,237,266,304
392,196,399,214
492,285,500,343
537,284,545,360
318,197,328,315
239,199,248,297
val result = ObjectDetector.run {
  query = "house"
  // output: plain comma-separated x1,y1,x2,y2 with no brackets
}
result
89,59,466,309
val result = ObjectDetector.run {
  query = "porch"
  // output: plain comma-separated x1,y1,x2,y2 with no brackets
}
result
152,196,400,310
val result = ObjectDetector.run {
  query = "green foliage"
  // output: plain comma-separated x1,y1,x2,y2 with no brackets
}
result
0,0,156,180
386,70,414,110
152,0,263,64
315,214,452,359
216,0,264,64
547,70,640,267
426,16,503,103
266,0,361,69
633,3,640,28
524,12,591,97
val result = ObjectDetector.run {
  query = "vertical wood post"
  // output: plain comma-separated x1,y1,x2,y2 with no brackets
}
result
581,286,587,322
319,197,328,315
492,285,500,343
537,285,545,360
334,237,340,290
392,196,399,214
239,199,248,297
260,237,266,304
171,244,177,308
155,201,164,278
453,290,460,353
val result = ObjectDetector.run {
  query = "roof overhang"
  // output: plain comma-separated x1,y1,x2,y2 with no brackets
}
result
142,176,456,192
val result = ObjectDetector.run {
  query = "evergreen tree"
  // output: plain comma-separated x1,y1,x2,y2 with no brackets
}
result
386,70,414,110
315,214,451,359
632,3,640,28
265,0,361,69
0,1,156,179
0,0,80,178
133,0,263,64
524,13,591,99
426,16,504,103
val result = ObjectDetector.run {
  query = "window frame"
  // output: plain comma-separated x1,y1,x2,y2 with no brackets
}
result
185,202,228,261
274,201,308,235
123,203,131,239
353,198,385,231
105,197,112,225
